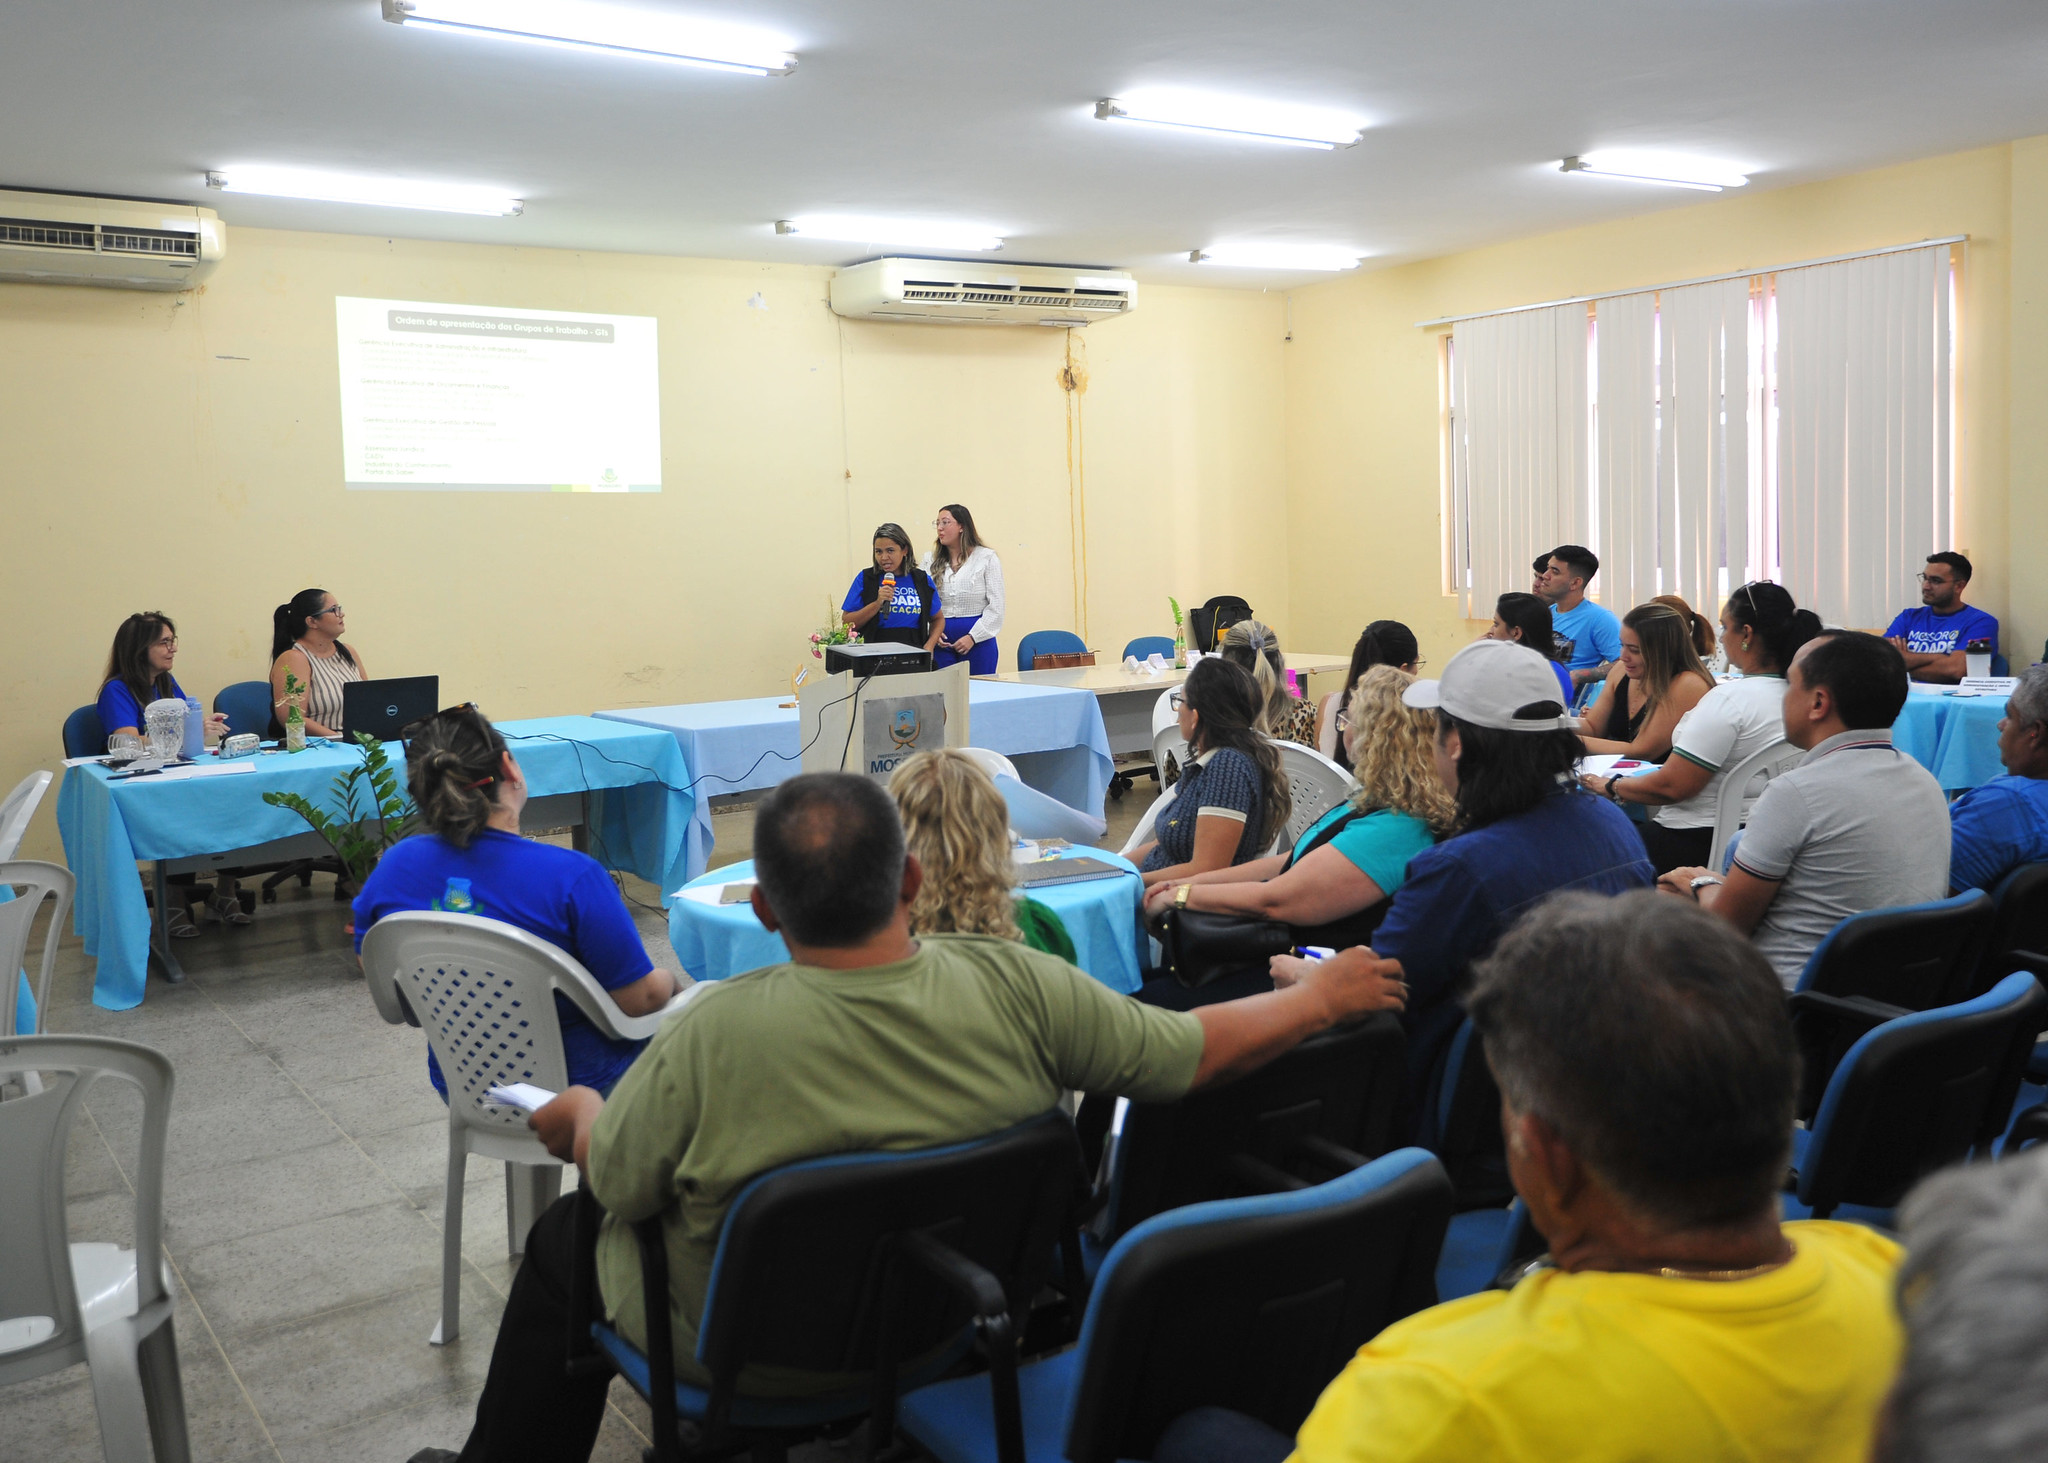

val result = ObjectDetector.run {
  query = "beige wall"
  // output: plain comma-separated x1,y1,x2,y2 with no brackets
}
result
1283,142,2023,675
0,230,1288,861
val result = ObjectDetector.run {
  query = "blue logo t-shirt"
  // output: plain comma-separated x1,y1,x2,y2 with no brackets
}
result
1883,604,1999,659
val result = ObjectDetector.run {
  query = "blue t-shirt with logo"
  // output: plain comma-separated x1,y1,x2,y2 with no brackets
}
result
96,675,186,735
1550,599,1622,672
1882,604,1999,659
842,570,930,632
352,829,656,1098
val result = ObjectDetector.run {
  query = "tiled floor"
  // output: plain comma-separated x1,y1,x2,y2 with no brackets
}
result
7,779,1159,1461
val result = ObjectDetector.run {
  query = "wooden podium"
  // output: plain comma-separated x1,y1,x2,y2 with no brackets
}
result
798,662,970,778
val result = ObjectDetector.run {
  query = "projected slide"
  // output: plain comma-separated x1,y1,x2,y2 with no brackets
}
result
336,296,661,491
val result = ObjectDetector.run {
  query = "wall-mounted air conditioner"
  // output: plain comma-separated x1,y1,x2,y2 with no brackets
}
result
830,257,1135,326
0,189,226,291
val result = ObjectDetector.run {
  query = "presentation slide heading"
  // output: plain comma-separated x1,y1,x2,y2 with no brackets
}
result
386,309,616,344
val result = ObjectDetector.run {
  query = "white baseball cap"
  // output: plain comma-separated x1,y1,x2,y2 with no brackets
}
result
1401,639,1577,731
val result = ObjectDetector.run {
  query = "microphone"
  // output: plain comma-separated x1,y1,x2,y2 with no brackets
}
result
879,567,896,602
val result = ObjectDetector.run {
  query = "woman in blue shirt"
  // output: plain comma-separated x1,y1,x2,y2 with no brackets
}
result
352,705,683,1100
1132,658,1290,885
97,612,234,934
1145,665,1454,947
839,523,937,649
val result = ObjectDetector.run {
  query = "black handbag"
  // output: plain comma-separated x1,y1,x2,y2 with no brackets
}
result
1158,908,1295,990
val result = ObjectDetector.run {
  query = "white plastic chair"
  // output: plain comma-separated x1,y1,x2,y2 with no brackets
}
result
1150,687,1181,738
0,770,54,861
2,861,74,1041
1705,740,1806,875
952,746,1022,784
1271,741,1358,850
0,1035,190,1463
359,911,698,1345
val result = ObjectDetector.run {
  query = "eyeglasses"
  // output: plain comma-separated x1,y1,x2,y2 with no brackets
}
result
318,604,344,617
1334,708,1350,731
1917,574,1953,586
153,636,178,649
1168,691,1186,710
932,519,954,528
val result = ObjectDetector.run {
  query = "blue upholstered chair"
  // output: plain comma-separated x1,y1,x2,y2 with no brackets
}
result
61,705,105,760
212,681,273,739
1016,630,1088,671
1121,636,1175,663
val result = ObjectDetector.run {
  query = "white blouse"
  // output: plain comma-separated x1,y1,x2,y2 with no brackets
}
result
922,545,1006,642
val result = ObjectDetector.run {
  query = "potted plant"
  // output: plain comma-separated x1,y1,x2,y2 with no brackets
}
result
808,599,862,659
280,671,308,751
1169,596,1187,668
262,731,414,929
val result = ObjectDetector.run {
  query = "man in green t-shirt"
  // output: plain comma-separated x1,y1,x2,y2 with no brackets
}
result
420,772,1411,1463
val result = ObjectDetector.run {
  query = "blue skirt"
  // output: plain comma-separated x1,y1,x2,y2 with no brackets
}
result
932,617,998,675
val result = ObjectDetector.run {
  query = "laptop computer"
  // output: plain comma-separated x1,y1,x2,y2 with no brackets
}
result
341,676,440,743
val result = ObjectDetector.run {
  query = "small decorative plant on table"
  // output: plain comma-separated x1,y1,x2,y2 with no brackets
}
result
1169,596,1187,667
262,732,414,911
809,600,862,659
280,671,308,751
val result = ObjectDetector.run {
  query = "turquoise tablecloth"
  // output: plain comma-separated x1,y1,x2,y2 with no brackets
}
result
57,715,697,1012
667,847,1147,994
1893,687,2009,792
596,680,1117,871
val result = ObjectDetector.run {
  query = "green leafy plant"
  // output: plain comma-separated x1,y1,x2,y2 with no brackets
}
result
261,732,413,890
1168,595,1184,629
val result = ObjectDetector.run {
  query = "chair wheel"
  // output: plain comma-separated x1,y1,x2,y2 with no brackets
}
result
261,887,277,904
1109,777,1127,800
238,890,256,915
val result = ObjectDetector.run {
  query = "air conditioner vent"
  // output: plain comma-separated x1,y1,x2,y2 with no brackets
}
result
0,217,96,251
831,258,1136,326
100,226,201,258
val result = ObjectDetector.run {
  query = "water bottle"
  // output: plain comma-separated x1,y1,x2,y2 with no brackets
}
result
441,877,476,914
182,697,205,759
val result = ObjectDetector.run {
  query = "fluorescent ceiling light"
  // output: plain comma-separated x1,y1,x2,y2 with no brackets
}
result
205,167,524,216
1191,245,1362,272
1095,91,1364,150
775,217,1004,252
1560,153,1749,192
380,0,796,77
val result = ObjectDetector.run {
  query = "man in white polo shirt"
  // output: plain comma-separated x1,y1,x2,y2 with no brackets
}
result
1659,631,1951,987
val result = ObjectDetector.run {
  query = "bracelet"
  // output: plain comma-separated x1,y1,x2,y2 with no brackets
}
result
1605,774,1623,803
1174,884,1192,910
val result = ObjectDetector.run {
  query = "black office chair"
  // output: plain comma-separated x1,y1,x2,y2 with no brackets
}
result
1788,890,1997,1117
1972,863,2048,1000
1187,596,1253,654
897,1149,1454,1463
1092,1015,1405,1262
1785,971,2048,1222
1417,1015,1514,1211
573,1110,1087,1463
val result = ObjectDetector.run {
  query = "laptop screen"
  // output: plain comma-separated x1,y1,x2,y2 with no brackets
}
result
340,676,440,743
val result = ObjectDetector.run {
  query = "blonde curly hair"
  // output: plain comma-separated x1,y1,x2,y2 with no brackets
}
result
1344,664,1457,835
889,750,1021,941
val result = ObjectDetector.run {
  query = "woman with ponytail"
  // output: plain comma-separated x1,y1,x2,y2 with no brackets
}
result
351,705,682,1099
268,588,367,738
1317,620,1420,768
1219,619,1318,747
1580,581,1823,874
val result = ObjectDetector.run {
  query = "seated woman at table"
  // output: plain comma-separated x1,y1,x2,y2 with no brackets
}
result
269,587,367,739
841,522,938,649
352,705,682,1100
97,611,235,934
888,750,1075,960
1316,620,1420,769
1144,665,1452,948
1576,601,1717,761
1581,581,1821,875
1132,658,1291,887
1219,619,1318,747
1483,592,1575,705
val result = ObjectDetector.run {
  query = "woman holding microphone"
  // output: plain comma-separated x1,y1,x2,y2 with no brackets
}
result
923,504,1004,674
840,523,938,649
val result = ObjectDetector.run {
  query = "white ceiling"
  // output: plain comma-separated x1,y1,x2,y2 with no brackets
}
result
6,0,2048,288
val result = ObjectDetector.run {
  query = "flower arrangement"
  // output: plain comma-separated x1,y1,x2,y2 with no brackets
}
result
809,600,863,659
1168,596,1187,668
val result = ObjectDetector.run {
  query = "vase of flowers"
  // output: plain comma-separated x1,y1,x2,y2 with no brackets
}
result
809,600,862,660
1169,596,1187,668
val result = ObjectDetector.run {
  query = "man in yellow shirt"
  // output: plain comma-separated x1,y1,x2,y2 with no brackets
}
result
1159,889,1904,1463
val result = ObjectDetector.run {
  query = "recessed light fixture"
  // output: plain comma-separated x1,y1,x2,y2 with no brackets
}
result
1190,245,1363,272
775,217,1005,252
1094,91,1364,150
1559,153,1749,192
205,167,524,216
380,0,797,77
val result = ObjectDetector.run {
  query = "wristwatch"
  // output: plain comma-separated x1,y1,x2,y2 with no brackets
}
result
1688,874,1724,900
1174,885,1192,910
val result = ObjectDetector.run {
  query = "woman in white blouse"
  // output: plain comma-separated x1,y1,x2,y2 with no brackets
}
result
923,503,1005,674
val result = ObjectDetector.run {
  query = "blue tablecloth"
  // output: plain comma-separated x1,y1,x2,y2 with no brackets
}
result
596,681,1116,872
667,848,1147,994
56,715,697,1012
1893,687,2009,792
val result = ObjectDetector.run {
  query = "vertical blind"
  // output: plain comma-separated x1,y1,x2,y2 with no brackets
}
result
1448,242,1953,626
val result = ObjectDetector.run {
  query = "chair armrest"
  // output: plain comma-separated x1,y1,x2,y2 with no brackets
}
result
558,970,708,1044
1788,991,1911,1026
1789,991,1912,1121
897,1230,1025,1463
1225,1153,1311,1194
1285,1135,1371,1177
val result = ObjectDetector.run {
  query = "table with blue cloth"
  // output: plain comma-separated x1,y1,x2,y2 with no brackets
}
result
595,680,1116,872
1892,685,2010,792
667,847,1148,993
56,715,697,1012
